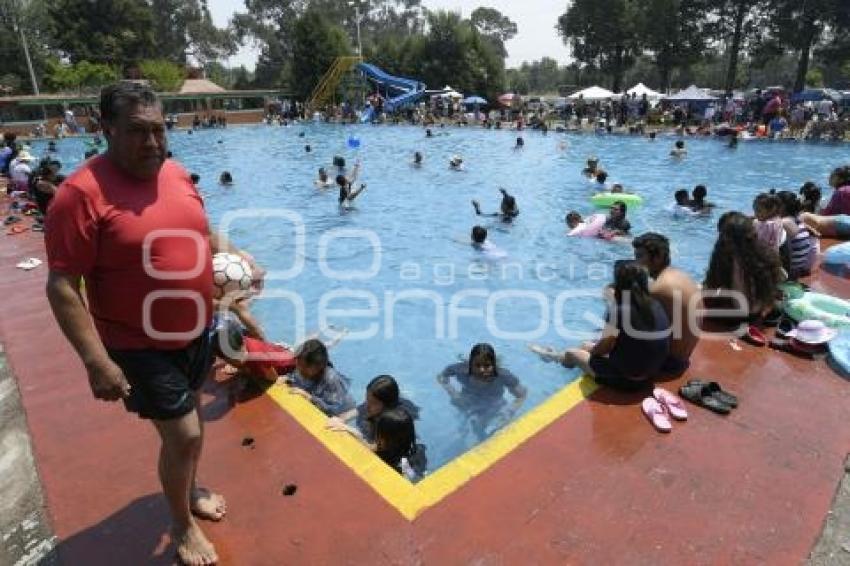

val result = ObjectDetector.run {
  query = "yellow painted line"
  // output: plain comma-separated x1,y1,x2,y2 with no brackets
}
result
266,376,598,521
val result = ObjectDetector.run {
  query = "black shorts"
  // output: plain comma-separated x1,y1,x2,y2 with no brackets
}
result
108,331,213,421
588,355,651,393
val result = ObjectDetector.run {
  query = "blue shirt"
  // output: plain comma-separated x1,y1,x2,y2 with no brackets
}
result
289,366,355,416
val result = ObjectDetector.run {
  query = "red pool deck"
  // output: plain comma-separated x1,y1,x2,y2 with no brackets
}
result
2,211,850,565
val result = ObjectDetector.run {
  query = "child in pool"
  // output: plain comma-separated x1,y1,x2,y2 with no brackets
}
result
689,185,715,213
582,157,600,178
286,339,355,416
337,161,366,207
412,151,423,167
472,188,519,222
315,167,333,188
799,182,821,213
670,140,687,157
671,189,698,217
219,171,233,185
437,343,527,439
326,374,421,445
566,211,606,237
374,408,427,481
752,192,785,250
449,155,464,170
593,170,609,191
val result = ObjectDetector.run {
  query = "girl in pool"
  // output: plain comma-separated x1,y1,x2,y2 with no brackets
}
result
776,190,816,279
530,261,671,392
326,374,421,445
437,343,527,439
799,182,821,213
374,408,427,481
287,339,356,417
472,188,519,222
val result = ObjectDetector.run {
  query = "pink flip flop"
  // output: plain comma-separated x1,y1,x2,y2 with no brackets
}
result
641,397,672,433
653,387,689,421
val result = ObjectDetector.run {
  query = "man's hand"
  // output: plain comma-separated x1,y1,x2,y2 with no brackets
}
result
85,357,131,401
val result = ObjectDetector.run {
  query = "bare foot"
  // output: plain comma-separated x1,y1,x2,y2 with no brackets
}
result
173,521,218,565
191,487,226,521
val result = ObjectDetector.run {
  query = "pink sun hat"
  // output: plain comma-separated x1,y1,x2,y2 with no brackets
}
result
786,319,838,345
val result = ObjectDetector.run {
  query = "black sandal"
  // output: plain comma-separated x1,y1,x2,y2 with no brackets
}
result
687,380,738,408
679,381,732,414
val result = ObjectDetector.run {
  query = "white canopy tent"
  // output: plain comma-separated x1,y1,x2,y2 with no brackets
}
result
626,83,662,100
567,85,616,101
663,85,718,102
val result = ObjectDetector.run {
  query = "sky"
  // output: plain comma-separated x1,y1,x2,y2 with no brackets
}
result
206,0,571,70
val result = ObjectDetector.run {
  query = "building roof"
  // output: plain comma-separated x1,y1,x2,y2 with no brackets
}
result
179,79,227,94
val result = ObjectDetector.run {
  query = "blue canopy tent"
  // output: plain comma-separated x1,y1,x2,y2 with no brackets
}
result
463,96,487,106
663,85,718,113
791,88,843,104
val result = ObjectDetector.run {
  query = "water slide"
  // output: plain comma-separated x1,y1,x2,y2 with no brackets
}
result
357,62,426,121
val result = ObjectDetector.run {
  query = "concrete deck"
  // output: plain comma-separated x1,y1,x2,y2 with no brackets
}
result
2,202,849,565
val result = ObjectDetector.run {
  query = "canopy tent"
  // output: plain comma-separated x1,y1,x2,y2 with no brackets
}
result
463,95,487,105
434,86,462,99
663,85,718,102
791,88,843,103
626,83,661,100
568,86,616,101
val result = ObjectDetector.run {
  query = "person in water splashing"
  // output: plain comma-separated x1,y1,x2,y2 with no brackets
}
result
472,188,519,222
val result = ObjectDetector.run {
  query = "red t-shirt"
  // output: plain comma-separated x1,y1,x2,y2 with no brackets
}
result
243,337,296,377
46,156,213,350
822,186,850,216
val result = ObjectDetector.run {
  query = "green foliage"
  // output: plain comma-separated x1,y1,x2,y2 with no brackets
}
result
806,68,825,87
470,7,517,58
152,0,238,65
44,60,119,93
291,9,351,99
138,59,186,91
0,0,54,94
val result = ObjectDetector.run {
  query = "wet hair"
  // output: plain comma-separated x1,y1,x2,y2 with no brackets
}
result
425,129,433,137
613,260,656,329
295,339,329,369
799,182,821,212
632,233,671,270
468,343,497,376
830,165,850,188
414,151,422,162
674,189,689,204
220,171,233,184
611,184,624,193
471,225,487,243
704,211,783,310
333,155,346,168
692,185,707,201
649,131,656,139
566,211,582,226
305,144,311,152
500,193,518,216
596,171,608,184
366,375,400,410
190,173,200,184
675,140,685,148
516,137,524,146
100,82,158,123
612,200,627,215
374,408,417,472
776,190,801,217
166,150,173,158
753,192,781,218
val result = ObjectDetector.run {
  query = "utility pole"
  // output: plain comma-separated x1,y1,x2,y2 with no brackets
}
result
13,0,39,96
348,1,362,57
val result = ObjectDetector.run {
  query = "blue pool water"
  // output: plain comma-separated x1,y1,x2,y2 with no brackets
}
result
32,126,849,470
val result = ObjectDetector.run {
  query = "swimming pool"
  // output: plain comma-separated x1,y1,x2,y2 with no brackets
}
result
33,126,848,470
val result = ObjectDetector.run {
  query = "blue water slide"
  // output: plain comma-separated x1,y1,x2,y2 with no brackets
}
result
356,62,426,117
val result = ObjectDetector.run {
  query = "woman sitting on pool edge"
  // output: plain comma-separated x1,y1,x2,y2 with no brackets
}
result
530,260,671,392
437,343,527,439
472,188,519,222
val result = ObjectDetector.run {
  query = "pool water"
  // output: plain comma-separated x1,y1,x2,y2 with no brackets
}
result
33,126,848,471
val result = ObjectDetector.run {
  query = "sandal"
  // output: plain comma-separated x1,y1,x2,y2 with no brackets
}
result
6,224,28,235
686,380,738,408
653,387,688,420
741,325,767,347
679,382,732,415
641,397,672,432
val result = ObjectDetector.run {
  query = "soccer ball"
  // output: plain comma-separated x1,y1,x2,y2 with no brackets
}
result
212,253,253,299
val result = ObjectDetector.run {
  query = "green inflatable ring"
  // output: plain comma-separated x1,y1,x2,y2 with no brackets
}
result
591,193,644,208
784,291,850,328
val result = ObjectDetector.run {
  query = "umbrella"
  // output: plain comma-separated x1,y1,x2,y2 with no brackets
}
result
498,93,520,106
463,96,487,105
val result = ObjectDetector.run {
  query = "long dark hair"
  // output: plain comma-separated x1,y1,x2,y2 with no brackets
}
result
367,375,399,408
704,211,783,309
374,408,416,472
612,260,655,329
468,343,497,376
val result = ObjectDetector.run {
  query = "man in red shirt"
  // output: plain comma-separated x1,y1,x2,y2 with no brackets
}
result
45,82,261,566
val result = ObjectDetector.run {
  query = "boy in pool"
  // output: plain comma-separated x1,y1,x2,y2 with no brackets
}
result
437,343,527,439
566,211,607,238
582,157,601,178
468,225,508,258
315,167,333,188
671,189,698,217
449,155,464,170
472,188,519,222
515,136,524,148
412,151,423,167
670,140,687,157
287,339,356,417
689,185,715,213
219,171,233,185
593,170,609,191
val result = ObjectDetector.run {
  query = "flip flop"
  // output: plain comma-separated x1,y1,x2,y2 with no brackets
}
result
741,325,767,347
686,380,738,408
679,382,731,415
6,225,28,235
641,397,672,432
15,258,42,270
653,387,688,421
3,215,21,225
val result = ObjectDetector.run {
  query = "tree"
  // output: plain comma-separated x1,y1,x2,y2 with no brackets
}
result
47,0,157,65
290,9,351,99
557,0,640,93
138,59,185,91
470,6,517,57
0,0,54,94
636,0,708,92
703,0,769,95
44,60,119,93
151,0,237,65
